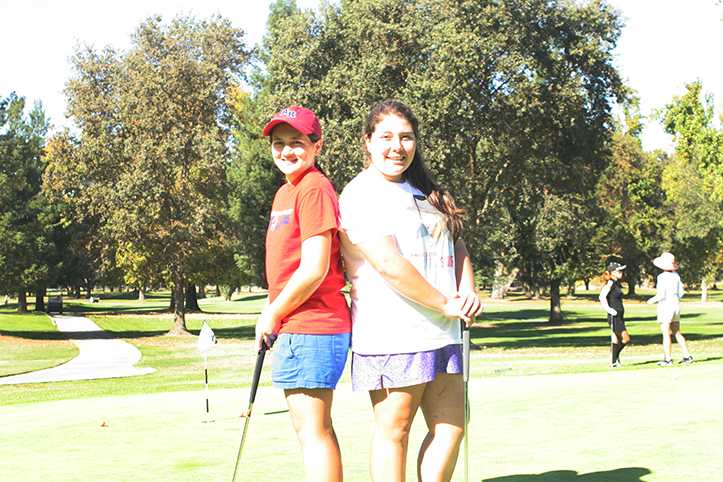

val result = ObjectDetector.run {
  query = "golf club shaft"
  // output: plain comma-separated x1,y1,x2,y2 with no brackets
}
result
232,344,268,482
462,322,470,482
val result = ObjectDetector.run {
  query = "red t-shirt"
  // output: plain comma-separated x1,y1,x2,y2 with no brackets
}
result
265,167,351,334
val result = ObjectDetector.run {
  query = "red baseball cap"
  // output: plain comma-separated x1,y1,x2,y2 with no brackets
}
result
262,105,322,138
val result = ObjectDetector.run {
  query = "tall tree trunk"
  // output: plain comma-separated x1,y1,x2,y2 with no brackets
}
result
185,283,200,311
224,285,236,301
197,284,206,299
18,288,28,313
169,289,175,311
168,267,189,335
215,285,221,297
138,287,146,302
85,283,93,299
530,285,541,300
490,262,518,300
701,278,708,303
627,276,637,297
566,282,576,299
583,278,590,291
74,285,81,298
34,287,46,312
549,279,563,322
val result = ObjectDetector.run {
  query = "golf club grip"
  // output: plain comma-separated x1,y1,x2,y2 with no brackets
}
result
248,347,267,404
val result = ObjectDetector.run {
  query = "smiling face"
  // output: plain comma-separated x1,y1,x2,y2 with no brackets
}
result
270,123,322,183
364,113,417,182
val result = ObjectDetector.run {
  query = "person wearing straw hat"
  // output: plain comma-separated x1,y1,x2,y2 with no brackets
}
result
599,261,631,368
646,252,693,366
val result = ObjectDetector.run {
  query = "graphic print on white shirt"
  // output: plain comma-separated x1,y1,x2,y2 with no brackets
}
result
339,169,459,355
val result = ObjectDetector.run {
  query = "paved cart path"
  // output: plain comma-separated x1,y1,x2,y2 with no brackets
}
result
0,315,155,385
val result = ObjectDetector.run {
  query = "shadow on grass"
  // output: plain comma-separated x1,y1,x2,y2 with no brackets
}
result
230,294,267,302
630,356,723,367
484,467,651,481
472,310,717,350
3,301,717,348
0,325,256,341
61,305,170,314
60,305,263,316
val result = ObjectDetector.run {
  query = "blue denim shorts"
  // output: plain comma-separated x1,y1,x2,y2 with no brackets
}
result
271,333,351,390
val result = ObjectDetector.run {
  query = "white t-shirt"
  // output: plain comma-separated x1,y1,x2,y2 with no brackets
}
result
339,168,460,355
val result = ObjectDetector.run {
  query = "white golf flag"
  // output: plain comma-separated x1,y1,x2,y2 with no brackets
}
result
197,321,217,354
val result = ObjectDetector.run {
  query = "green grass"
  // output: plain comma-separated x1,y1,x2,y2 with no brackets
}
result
0,290,721,481
0,311,78,377
1,357,721,481
2,290,722,404
470,294,723,377
0,312,259,405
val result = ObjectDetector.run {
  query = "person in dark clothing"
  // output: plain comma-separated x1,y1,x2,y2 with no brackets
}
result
598,261,631,368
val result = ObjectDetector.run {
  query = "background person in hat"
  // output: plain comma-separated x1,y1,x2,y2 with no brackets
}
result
599,261,631,367
647,252,693,366
256,105,352,481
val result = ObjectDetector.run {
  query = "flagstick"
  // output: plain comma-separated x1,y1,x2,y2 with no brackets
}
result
198,321,217,423
204,354,210,415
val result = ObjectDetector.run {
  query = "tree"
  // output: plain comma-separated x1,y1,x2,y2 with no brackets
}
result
45,16,249,332
661,81,723,299
43,132,116,299
595,112,671,297
0,93,51,312
250,0,625,322
227,86,282,288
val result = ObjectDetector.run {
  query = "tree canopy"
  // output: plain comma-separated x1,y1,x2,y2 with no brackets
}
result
43,16,249,331
2,2,720,321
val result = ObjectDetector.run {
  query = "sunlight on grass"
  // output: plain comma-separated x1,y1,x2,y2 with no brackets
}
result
0,312,78,377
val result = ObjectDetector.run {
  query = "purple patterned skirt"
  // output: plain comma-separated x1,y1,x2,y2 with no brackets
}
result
351,343,462,391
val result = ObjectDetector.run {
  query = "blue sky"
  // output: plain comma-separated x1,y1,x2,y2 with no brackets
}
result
1,0,721,152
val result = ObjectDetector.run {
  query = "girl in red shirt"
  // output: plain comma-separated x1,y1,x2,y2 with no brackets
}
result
256,106,351,481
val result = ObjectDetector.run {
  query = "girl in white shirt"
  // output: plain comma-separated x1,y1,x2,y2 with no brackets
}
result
339,100,483,482
646,252,693,366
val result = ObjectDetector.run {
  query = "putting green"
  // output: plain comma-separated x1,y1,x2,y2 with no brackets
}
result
1,359,721,481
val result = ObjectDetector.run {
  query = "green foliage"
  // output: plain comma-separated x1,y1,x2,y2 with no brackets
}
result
245,0,626,314
662,81,723,203
594,128,670,291
42,16,250,329
0,93,54,303
660,81,723,285
226,87,281,287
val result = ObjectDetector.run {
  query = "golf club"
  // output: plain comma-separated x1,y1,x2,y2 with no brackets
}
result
462,321,471,482
231,341,269,482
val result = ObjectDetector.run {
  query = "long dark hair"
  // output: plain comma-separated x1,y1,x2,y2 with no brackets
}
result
362,99,464,239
